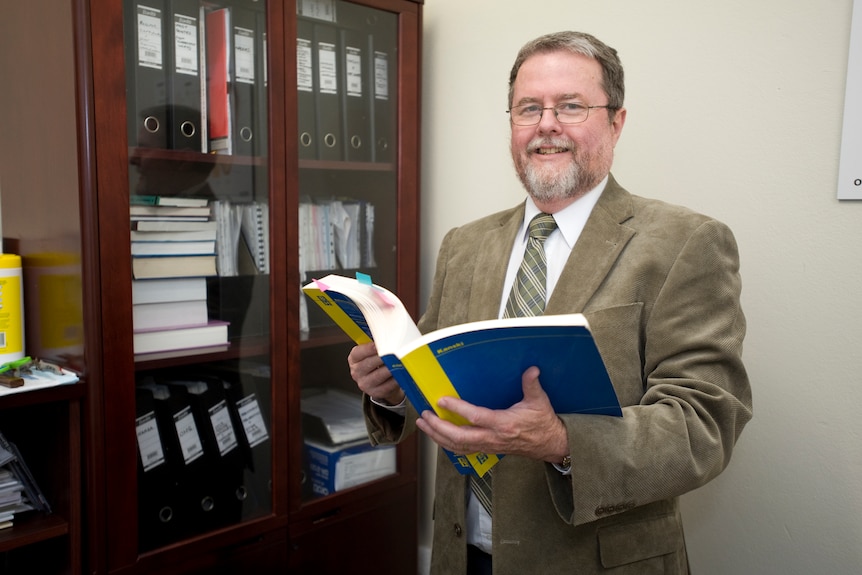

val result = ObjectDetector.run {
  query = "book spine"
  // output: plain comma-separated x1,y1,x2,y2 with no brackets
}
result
398,344,499,476
378,353,471,476
302,287,372,344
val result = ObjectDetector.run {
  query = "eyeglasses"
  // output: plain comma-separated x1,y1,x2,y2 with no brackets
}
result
507,102,614,126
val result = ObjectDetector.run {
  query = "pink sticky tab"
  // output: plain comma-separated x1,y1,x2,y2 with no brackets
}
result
312,278,330,291
373,287,397,307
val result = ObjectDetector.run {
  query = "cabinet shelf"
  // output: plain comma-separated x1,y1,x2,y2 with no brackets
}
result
129,147,266,167
299,159,395,172
0,383,85,409
299,326,352,348
0,514,70,552
134,335,269,369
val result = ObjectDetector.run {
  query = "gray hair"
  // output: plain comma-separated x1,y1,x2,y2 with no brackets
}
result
508,31,625,116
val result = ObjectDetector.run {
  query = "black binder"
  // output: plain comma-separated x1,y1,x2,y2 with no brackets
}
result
126,0,169,149
219,367,273,517
369,11,397,163
139,380,221,539
255,8,268,158
313,21,343,161
135,384,189,551
296,17,317,159
166,0,203,151
339,24,372,162
164,377,247,527
231,5,258,156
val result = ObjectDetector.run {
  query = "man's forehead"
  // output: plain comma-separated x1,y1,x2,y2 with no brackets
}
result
513,52,604,98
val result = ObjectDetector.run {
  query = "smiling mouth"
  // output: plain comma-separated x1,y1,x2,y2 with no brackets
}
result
535,146,569,155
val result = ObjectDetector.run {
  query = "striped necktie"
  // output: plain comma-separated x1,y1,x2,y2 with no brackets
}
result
470,212,557,516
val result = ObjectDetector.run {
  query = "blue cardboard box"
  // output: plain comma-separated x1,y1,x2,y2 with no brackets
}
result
303,438,396,497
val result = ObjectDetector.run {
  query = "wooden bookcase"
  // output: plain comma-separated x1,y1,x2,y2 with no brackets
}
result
0,0,421,573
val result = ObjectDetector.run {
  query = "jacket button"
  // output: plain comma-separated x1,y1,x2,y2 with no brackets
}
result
454,523,463,537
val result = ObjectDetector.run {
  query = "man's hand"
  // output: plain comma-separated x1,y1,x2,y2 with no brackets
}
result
347,342,406,406
414,366,569,464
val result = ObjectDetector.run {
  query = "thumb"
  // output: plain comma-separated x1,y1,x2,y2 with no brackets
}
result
521,365,543,400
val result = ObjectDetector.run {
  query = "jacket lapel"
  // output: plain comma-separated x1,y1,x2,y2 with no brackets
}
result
467,204,526,322
546,176,636,314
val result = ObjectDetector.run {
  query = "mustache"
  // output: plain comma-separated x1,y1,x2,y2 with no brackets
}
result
526,136,575,151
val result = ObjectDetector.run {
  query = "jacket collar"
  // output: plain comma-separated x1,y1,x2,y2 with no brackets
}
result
468,174,635,319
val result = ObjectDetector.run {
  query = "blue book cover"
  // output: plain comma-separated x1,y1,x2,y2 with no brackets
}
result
400,321,621,417
302,273,622,477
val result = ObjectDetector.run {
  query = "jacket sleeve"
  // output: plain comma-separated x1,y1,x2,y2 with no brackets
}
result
547,218,753,527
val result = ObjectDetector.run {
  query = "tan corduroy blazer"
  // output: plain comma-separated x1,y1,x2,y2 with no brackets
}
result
365,175,753,574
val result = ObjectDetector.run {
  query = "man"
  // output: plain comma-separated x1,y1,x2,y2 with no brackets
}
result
348,31,752,574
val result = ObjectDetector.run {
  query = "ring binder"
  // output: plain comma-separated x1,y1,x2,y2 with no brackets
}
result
338,2,373,162
368,10,397,163
313,20,343,161
127,1,169,149
231,5,257,156
205,7,233,154
297,17,317,159
167,0,203,151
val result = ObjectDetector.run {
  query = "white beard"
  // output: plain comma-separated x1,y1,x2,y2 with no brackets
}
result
514,137,606,203
522,158,580,203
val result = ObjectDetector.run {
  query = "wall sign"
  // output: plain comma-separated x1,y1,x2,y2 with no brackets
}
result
839,0,862,199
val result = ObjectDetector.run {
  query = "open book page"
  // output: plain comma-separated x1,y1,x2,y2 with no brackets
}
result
301,273,421,351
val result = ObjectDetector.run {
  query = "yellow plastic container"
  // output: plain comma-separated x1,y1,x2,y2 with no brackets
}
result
23,252,83,359
0,253,25,363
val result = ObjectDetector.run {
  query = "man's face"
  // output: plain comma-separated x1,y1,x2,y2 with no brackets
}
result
509,51,625,204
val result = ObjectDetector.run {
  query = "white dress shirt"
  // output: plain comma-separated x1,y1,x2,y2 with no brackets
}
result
468,176,606,553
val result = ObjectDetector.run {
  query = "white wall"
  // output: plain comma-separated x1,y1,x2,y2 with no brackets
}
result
418,1,862,573
0,1,80,246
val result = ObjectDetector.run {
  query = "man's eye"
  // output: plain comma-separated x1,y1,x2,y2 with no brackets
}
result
558,102,585,112
519,105,542,115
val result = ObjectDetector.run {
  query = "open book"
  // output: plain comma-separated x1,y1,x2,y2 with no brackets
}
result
302,273,622,476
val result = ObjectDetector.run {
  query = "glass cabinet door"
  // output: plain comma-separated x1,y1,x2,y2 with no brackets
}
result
296,0,401,503
123,0,272,552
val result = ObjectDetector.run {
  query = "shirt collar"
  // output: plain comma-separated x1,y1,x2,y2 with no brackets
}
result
522,175,608,248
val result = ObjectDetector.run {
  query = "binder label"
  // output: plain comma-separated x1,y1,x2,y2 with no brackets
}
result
136,6,163,70
237,394,270,448
136,411,166,472
173,14,199,76
209,400,239,456
298,0,336,22
297,38,313,92
374,51,389,101
318,42,338,95
173,406,204,464
234,27,256,84
345,46,363,98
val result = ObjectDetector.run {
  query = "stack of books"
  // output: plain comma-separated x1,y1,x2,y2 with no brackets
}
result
130,196,218,280
130,196,229,356
0,430,51,529
132,277,229,356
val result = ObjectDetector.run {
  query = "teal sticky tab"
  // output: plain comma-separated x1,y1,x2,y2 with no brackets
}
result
356,272,373,285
